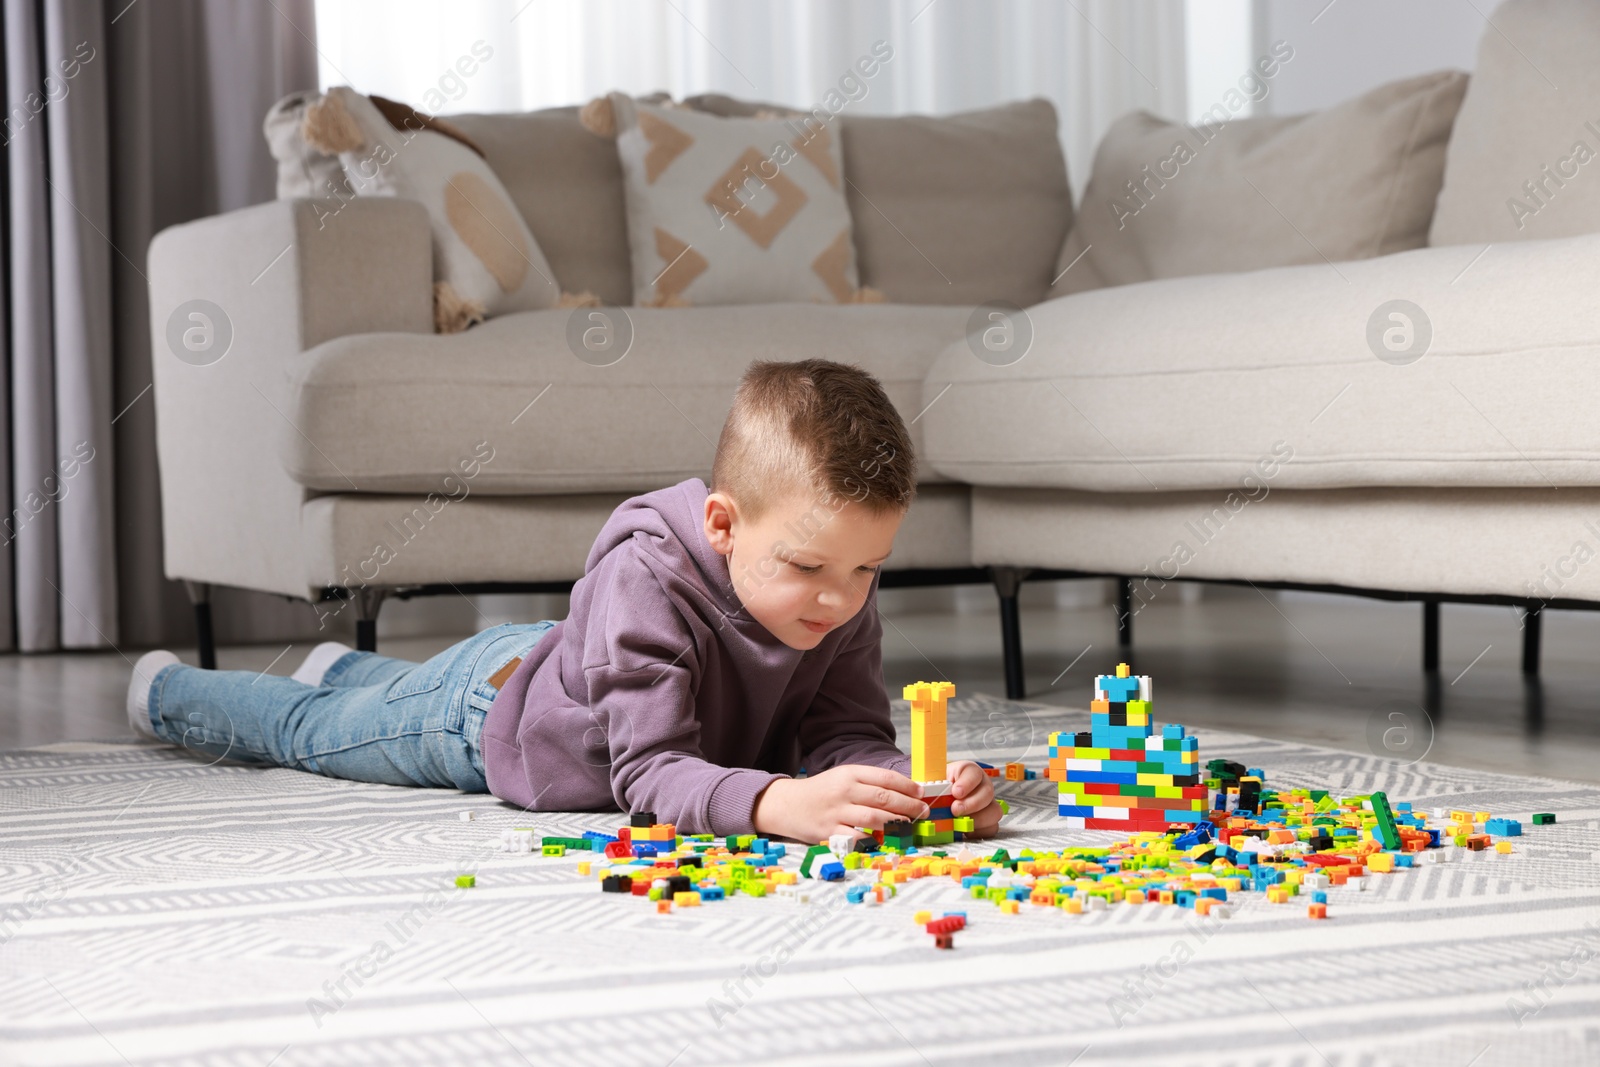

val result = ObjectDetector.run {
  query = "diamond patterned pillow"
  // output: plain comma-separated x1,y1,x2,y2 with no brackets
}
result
602,93,872,307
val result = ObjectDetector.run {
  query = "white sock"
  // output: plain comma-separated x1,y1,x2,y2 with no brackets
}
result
291,641,355,686
127,650,181,739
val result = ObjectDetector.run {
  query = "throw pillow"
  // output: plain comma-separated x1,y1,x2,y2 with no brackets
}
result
302,87,566,332
1430,0,1600,245
1049,70,1469,298
686,94,1073,307
588,93,871,307
264,90,353,200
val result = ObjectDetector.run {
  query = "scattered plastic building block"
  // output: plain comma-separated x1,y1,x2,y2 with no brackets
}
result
1533,813,1556,825
455,874,475,888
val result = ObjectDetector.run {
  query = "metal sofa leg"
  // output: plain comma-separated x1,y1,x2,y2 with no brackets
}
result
354,588,388,653
990,566,1030,700
1116,577,1134,651
1521,605,1542,675
1422,600,1440,673
185,581,216,670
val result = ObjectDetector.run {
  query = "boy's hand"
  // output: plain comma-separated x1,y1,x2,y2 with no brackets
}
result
753,765,928,843
948,760,1003,838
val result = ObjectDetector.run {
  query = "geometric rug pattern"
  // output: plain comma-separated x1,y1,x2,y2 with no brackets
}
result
3,695,1599,1066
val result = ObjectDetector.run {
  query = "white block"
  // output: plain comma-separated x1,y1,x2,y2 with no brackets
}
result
917,780,952,798
459,811,475,821
1138,675,1153,702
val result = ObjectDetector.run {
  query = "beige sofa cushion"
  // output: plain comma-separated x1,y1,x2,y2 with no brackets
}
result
284,303,968,494
1430,0,1600,245
971,485,1600,601
923,232,1600,492
1051,72,1468,297
685,95,1072,308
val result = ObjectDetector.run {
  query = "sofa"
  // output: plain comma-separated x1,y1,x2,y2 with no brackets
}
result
149,0,1600,696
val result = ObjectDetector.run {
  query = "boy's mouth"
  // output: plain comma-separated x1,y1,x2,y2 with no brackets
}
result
800,619,834,634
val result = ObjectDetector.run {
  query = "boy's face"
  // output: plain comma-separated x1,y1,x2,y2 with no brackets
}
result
704,488,902,651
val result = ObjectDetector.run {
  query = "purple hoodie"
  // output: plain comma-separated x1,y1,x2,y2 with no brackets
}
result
481,478,911,835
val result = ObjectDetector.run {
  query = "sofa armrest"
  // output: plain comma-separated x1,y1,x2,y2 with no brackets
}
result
148,197,433,599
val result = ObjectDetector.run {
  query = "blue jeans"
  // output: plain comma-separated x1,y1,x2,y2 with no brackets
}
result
144,622,555,790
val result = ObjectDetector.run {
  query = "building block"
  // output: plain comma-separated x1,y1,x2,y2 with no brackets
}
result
1369,791,1402,850
904,680,955,781
800,844,830,878
1533,813,1556,825
455,874,475,888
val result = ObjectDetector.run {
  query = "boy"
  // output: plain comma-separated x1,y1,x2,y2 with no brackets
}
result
128,360,1000,843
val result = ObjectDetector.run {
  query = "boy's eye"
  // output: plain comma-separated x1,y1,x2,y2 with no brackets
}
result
790,562,821,575
856,565,878,574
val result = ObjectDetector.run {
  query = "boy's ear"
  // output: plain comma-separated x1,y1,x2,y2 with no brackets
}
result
703,491,737,557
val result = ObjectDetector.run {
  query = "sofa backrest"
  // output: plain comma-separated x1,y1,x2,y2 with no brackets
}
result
685,95,1072,308
1430,0,1600,245
449,106,637,307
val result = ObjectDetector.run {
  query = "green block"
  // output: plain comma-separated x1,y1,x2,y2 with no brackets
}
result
953,816,975,833
800,843,830,879
1533,813,1556,825
648,886,663,901
742,881,767,898
455,874,475,888
970,885,987,899
986,886,1006,903
1369,791,1402,851
1309,790,1329,802
989,848,1011,864
884,835,914,852
541,844,565,857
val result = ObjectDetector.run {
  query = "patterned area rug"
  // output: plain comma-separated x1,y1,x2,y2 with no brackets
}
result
3,696,1600,1067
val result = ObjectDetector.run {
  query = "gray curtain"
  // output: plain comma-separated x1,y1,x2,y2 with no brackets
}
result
1,0,320,652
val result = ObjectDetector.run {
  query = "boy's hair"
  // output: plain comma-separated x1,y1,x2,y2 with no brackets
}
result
711,359,916,519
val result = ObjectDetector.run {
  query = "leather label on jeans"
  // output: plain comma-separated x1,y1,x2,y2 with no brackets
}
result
487,656,522,691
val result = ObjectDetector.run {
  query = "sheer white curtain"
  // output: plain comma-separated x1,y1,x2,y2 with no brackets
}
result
313,0,1189,194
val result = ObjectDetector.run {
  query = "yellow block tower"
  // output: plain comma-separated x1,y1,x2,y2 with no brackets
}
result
903,680,964,846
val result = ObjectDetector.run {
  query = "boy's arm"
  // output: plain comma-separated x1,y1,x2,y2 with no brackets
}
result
796,600,912,776
584,554,786,836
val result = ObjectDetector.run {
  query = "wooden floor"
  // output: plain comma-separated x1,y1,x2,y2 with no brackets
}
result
5,585,1596,784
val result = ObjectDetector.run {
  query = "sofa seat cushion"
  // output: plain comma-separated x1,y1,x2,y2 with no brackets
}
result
922,232,1600,492
284,304,969,494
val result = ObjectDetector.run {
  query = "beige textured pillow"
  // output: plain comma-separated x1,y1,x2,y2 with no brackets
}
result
605,94,867,306
1430,0,1600,245
305,87,561,331
1050,71,1468,298
686,95,1072,308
